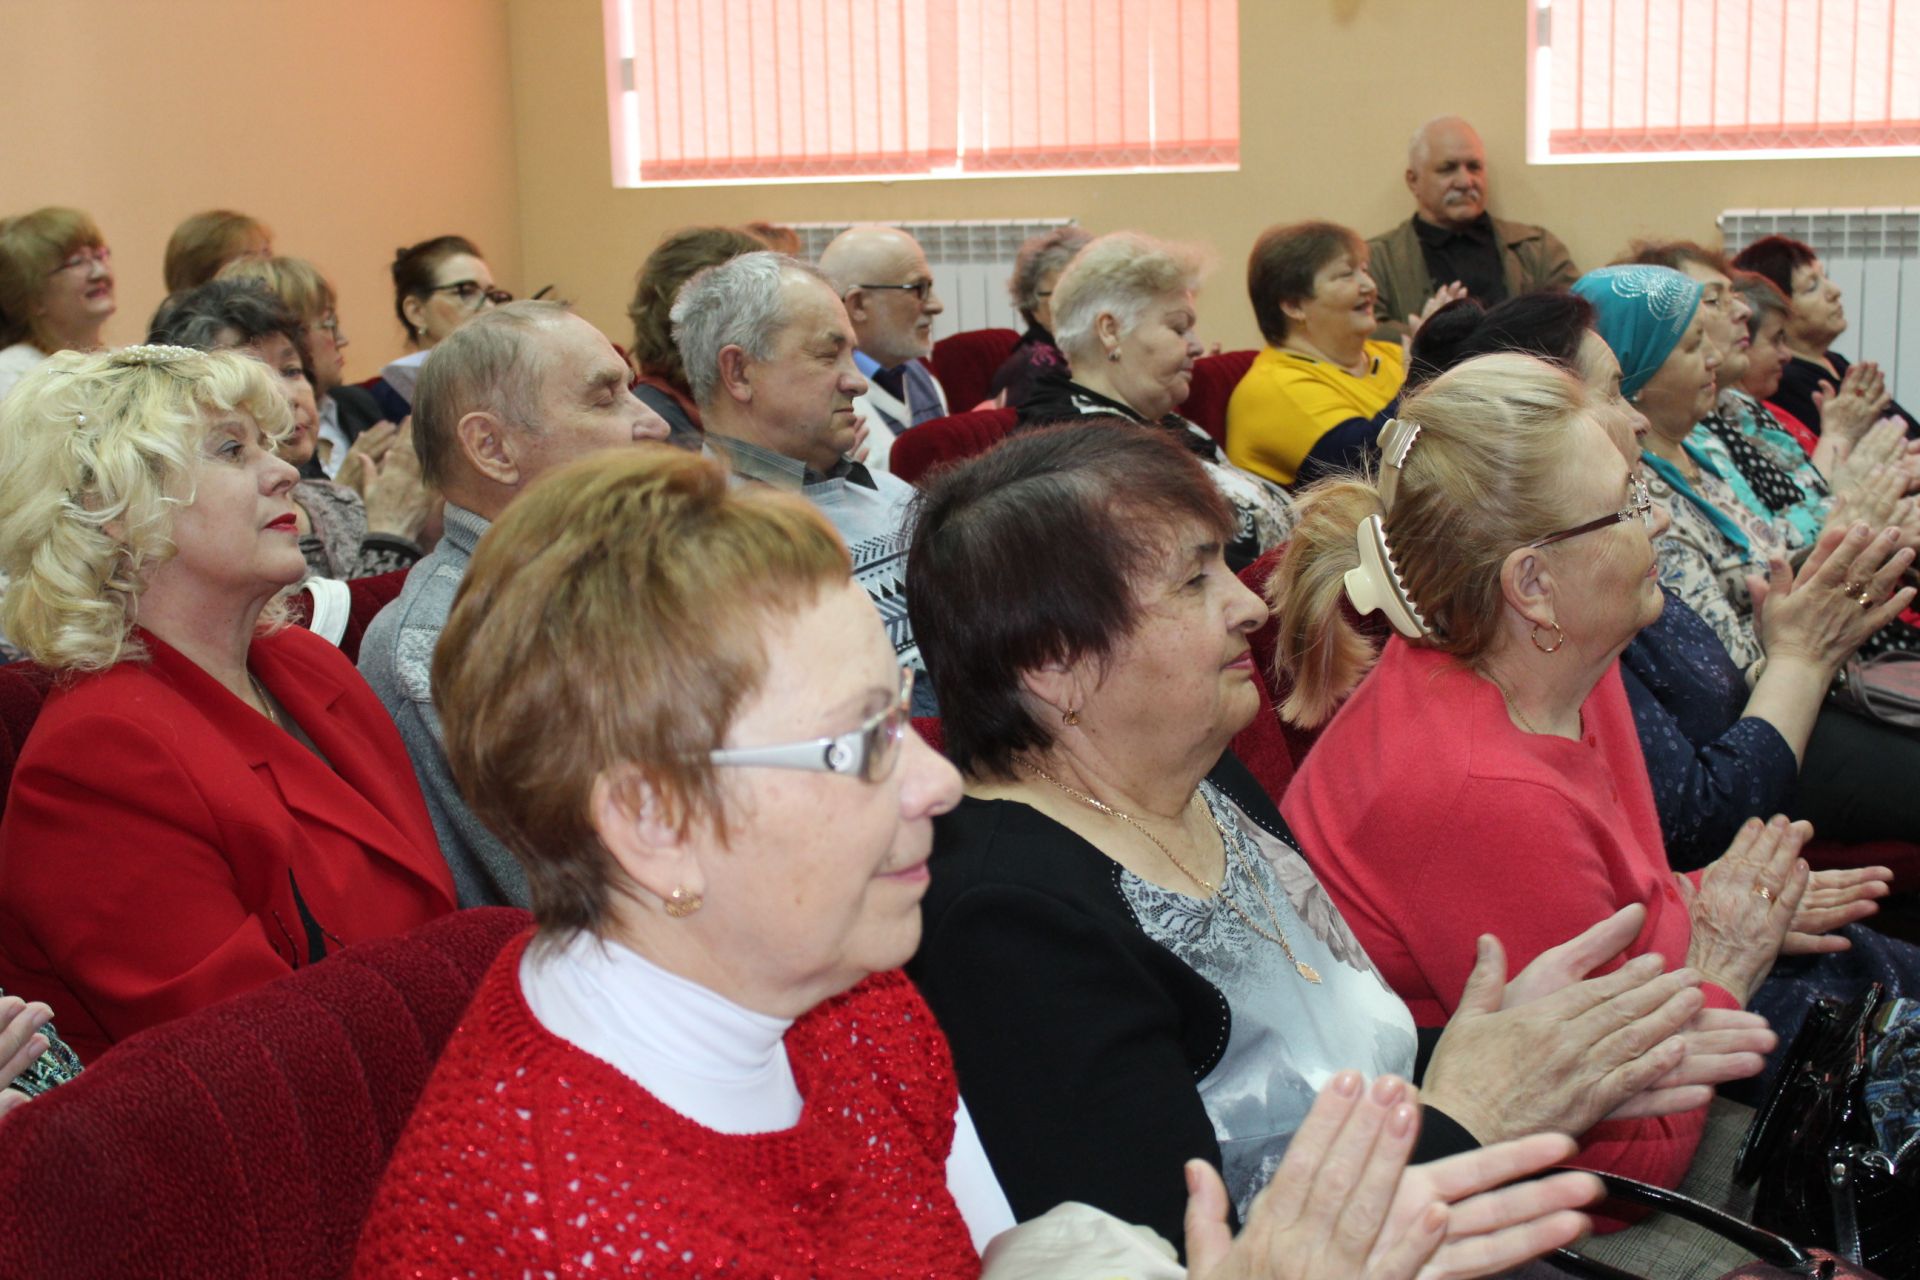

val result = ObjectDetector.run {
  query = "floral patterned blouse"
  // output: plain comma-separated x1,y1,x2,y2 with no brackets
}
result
1645,442,1782,671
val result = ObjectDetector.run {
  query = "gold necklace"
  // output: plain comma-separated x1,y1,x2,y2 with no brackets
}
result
1020,762,1322,983
1489,676,1540,734
248,673,282,728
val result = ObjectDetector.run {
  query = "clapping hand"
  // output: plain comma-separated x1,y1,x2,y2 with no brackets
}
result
1184,1072,1598,1280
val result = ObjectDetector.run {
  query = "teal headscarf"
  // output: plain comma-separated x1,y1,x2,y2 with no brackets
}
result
1571,265,1703,401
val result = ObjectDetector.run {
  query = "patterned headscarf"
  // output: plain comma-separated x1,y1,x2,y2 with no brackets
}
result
1572,265,1704,401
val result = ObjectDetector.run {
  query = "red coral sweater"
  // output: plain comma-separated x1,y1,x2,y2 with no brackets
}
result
1281,640,1738,1194
352,932,981,1279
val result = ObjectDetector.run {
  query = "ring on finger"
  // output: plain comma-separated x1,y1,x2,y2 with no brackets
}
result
1844,580,1866,595
1857,589,1876,609
1753,883,1775,902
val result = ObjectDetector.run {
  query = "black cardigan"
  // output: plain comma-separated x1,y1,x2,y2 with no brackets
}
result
908,750,1475,1253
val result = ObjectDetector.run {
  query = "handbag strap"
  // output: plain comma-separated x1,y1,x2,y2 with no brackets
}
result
1549,1170,1819,1279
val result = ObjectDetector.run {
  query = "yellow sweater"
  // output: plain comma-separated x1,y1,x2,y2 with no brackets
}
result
1225,341,1406,486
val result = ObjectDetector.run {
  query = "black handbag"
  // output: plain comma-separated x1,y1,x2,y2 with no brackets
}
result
1733,984,1920,1280
1546,1171,1883,1279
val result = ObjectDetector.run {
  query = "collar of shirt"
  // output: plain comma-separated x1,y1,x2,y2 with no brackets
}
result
852,348,909,403
1413,211,1497,249
706,432,877,491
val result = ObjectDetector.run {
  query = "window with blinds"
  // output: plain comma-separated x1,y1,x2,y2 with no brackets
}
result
1528,0,1920,161
602,0,1240,186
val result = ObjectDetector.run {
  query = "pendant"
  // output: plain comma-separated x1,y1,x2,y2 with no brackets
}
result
1296,960,1323,984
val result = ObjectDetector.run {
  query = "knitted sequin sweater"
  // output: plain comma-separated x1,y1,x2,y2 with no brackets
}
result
352,931,982,1279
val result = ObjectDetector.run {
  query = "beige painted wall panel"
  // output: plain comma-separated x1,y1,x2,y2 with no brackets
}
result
508,0,1920,354
2,0,522,371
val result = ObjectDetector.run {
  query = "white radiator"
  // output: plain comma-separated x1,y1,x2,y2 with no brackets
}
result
791,219,1076,341
1719,208,1920,408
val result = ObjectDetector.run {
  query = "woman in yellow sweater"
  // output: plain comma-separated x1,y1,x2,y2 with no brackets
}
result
1226,222,1416,488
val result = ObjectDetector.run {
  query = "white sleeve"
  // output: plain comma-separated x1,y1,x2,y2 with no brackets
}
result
947,1100,1017,1253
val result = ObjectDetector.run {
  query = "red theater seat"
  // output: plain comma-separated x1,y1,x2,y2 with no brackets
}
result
929,328,1020,413
891,407,1019,486
0,907,531,1280
1182,349,1259,446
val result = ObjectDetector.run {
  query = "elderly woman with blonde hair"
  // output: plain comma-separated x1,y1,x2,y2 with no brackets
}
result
1017,231,1294,570
355,447,1599,1279
0,346,454,1064
1272,352,1903,1274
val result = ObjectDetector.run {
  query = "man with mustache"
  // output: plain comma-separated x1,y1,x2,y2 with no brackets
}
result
673,251,936,714
817,225,949,472
1366,116,1577,339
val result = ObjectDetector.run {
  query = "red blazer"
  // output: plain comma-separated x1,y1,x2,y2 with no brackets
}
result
0,625,456,1063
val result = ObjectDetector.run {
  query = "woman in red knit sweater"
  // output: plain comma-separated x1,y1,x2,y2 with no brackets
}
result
353,448,1603,1279
1271,352,1896,1275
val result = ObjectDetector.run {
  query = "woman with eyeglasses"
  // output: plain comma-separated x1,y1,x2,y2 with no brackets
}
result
1410,289,1920,864
1272,353,1906,1277
357,446,1601,1280
0,207,116,402
366,235,511,421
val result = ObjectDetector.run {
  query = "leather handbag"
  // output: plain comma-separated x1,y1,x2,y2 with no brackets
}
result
1831,653,1920,730
1734,985,1920,1280
1547,1172,1885,1279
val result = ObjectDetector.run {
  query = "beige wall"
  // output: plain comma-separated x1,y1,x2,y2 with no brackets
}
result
12,1,1918,366
1,0,522,371
507,0,1920,353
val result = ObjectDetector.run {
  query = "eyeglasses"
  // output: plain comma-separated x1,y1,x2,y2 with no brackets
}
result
708,667,914,783
857,280,935,302
426,280,514,310
49,245,111,276
1530,475,1654,548
309,313,341,338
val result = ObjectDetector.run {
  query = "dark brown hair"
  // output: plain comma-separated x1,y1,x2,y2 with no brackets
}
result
391,234,484,342
1247,220,1366,346
906,421,1234,778
1730,235,1818,301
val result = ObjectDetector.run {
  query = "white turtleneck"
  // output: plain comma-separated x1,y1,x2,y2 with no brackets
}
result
521,930,1015,1252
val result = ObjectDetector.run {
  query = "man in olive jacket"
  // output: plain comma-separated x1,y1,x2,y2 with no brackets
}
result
1366,116,1577,339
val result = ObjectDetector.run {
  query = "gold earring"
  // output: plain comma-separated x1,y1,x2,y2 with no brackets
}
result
664,887,703,918
1063,707,1080,726
1530,622,1567,654
1106,349,1122,363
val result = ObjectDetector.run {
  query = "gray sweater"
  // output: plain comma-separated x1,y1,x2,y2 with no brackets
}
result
357,503,528,908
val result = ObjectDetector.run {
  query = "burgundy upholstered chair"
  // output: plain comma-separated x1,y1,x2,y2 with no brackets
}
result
890,407,1019,486
928,328,1020,412
0,907,531,1280
1181,349,1259,446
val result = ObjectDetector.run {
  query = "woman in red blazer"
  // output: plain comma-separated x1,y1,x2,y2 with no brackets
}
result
0,345,455,1064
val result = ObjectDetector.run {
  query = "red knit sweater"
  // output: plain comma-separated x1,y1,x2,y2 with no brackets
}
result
352,931,982,1278
1281,640,1738,1194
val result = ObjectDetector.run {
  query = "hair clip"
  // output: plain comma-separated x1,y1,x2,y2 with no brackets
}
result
112,344,200,366
74,412,87,426
1377,417,1422,470
1344,514,1431,639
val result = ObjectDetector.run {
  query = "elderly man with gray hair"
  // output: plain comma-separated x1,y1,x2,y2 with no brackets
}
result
358,301,671,906
1365,115,1576,339
673,250,936,714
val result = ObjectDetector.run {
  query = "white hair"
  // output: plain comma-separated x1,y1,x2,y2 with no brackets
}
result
1049,232,1206,365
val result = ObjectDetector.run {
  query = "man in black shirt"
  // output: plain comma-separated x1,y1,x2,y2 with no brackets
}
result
1366,117,1578,339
